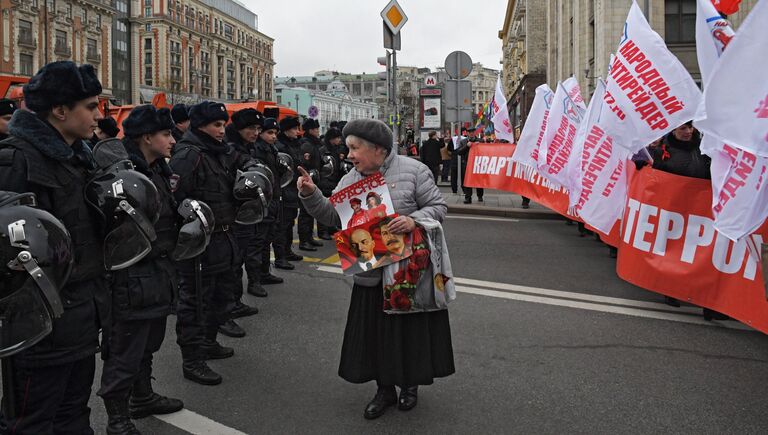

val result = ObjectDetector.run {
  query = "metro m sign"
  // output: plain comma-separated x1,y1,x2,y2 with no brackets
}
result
424,75,437,87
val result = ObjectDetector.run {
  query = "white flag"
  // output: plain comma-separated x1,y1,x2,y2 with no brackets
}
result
511,84,554,168
603,1,702,154
537,77,586,187
490,76,516,143
696,0,768,158
570,79,632,233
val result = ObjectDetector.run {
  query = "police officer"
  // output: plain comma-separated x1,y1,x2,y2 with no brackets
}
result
223,109,266,336
171,103,190,144
169,101,254,385
0,61,107,433
96,106,184,433
276,116,307,257
316,127,346,239
244,117,291,285
0,98,19,141
92,116,120,146
298,118,324,251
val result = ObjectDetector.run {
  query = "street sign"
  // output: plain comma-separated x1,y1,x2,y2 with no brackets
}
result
444,79,473,122
381,0,408,35
308,105,319,118
424,74,437,87
444,51,473,79
383,22,401,50
419,88,442,96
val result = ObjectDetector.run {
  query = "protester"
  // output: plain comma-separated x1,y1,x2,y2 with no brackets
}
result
440,132,452,182
298,118,325,250
171,103,190,144
298,118,455,420
0,98,19,141
420,131,443,182
169,101,256,385
457,129,484,203
0,61,108,433
224,108,265,333
98,105,184,433
447,129,464,194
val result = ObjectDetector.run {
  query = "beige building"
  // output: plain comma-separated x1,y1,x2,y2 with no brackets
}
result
0,0,116,96
500,0,758,130
135,0,275,104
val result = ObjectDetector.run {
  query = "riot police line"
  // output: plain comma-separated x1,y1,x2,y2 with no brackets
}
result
0,61,351,435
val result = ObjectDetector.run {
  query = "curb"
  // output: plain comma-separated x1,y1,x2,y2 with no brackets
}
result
447,204,563,220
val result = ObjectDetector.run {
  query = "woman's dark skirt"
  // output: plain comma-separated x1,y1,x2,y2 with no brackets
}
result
338,282,455,387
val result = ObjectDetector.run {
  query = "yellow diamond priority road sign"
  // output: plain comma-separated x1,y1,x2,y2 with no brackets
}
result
381,0,408,35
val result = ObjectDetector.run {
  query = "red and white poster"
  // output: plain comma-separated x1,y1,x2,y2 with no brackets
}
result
334,214,413,276
330,173,395,230
617,167,768,333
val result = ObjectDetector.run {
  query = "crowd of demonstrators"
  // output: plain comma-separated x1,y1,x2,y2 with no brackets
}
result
298,119,455,420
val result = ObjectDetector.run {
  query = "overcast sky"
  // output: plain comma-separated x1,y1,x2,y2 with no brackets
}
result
242,0,508,77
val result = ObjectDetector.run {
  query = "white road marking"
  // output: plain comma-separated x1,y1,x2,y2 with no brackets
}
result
314,265,752,331
155,409,247,435
445,215,520,222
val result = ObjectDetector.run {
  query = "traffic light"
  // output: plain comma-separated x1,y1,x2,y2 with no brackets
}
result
377,52,391,97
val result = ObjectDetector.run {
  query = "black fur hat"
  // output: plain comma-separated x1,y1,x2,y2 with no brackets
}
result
97,117,120,138
261,117,279,132
171,104,190,123
189,101,229,129
279,116,300,132
23,61,102,112
232,108,264,130
302,118,320,131
122,105,175,137
325,128,342,141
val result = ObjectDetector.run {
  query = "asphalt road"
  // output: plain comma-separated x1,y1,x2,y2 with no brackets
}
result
82,215,768,434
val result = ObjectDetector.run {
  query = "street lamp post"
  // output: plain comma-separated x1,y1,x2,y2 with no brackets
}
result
295,94,300,115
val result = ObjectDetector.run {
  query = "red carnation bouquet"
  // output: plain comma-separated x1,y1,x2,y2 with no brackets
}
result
383,226,431,312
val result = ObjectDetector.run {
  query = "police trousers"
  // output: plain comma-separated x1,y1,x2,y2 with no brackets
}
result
234,202,279,290
98,316,167,400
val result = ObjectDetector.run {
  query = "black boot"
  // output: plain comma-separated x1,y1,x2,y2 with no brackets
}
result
261,273,284,285
247,282,268,297
299,242,317,251
318,232,333,240
274,259,295,270
201,340,234,360
363,385,397,420
182,360,223,385
230,300,259,318
218,319,246,338
104,398,141,435
309,239,324,247
129,374,183,419
398,386,418,411
286,251,304,261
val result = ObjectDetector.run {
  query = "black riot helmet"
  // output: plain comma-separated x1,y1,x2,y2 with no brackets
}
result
276,152,294,188
0,191,73,357
320,154,335,179
340,159,354,174
233,169,273,224
172,199,214,261
86,138,161,270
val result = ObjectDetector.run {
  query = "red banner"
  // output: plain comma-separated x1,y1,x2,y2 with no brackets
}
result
465,143,768,333
463,142,576,218
617,168,768,332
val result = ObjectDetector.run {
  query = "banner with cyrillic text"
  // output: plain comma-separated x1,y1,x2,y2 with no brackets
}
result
617,167,768,333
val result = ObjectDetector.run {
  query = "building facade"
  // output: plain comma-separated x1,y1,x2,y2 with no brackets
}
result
134,0,275,105
499,0,758,132
274,81,379,133
0,0,116,96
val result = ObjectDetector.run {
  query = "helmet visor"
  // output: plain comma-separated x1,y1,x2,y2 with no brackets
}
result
235,198,266,225
172,219,210,261
103,221,152,270
0,285,53,358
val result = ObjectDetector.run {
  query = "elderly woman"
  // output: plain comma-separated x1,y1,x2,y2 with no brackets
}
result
297,119,455,420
